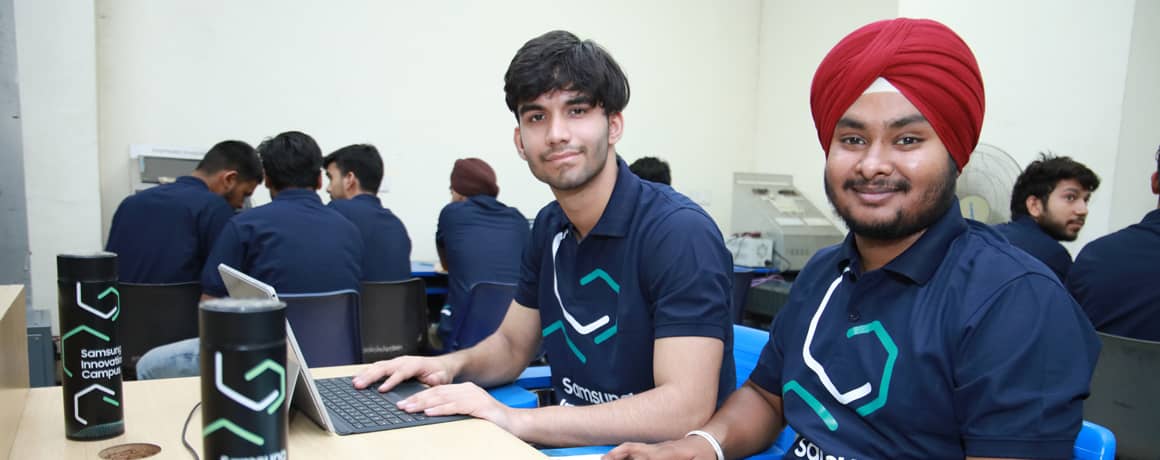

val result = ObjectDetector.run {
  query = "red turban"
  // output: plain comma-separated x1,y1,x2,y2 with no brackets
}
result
451,158,499,197
810,18,985,171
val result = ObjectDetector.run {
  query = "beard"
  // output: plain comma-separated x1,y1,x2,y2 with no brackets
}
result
1036,209,1081,242
826,156,959,241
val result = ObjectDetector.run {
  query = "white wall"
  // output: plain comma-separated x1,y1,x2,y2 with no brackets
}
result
754,0,898,230
897,0,1137,254
1110,0,1160,230
15,0,103,332
95,0,762,262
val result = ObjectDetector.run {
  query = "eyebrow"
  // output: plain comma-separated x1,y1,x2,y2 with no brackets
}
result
836,117,865,130
566,95,595,106
888,114,928,129
517,103,544,117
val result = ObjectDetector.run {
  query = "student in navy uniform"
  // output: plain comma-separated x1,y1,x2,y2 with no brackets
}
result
607,18,1099,460
1067,145,1160,341
435,157,529,351
628,156,671,186
994,153,1100,281
106,140,262,283
355,30,735,447
324,144,412,282
136,131,363,379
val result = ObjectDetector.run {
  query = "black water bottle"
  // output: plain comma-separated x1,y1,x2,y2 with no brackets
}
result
200,298,288,459
57,252,125,440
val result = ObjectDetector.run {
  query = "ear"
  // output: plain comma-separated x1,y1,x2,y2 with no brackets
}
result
1152,172,1158,195
607,112,625,145
221,170,238,189
344,171,358,192
513,126,527,161
1025,195,1044,218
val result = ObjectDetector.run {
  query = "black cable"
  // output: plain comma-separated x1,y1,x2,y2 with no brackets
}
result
181,402,201,460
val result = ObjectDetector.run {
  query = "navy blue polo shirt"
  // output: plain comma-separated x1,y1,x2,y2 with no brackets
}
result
751,201,1099,460
106,176,234,283
201,189,363,297
328,194,412,282
993,216,1073,281
514,158,735,407
1067,209,1160,341
435,195,529,344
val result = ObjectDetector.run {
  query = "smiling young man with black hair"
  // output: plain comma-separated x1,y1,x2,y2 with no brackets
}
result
354,30,735,447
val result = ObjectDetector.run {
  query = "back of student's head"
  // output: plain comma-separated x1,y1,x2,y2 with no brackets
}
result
503,30,630,118
257,131,323,191
629,156,671,185
323,144,383,193
1010,152,1100,218
196,140,263,183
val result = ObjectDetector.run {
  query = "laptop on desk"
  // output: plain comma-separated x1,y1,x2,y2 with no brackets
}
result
217,263,469,435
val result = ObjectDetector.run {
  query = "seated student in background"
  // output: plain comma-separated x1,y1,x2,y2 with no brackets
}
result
355,30,735,447
434,158,529,351
1067,145,1160,341
994,153,1100,281
607,18,1098,460
136,131,363,379
628,156,671,186
324,144,412,282
106,140,262,283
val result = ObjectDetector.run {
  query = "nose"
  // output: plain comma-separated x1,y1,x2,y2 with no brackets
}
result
1076,199,1089,216
855,141,895,179
545,115,570,147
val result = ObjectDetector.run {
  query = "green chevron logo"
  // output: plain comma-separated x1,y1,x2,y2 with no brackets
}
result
542,268,621,364
580,269,620,293
203,418,265,446
60,325,110,378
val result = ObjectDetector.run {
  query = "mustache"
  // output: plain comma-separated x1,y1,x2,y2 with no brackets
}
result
843,178,912,193
540,146,587,160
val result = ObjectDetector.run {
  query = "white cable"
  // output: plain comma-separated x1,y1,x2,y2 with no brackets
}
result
686,430,725,460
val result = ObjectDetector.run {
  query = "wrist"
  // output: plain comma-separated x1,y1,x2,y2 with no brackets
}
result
686,430,725,460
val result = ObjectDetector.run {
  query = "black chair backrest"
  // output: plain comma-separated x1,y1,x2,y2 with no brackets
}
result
449,282,516,352
359,278,428,362
281,290,362,367
731,271,755,324
118,281,203,379
1086,331,1160,459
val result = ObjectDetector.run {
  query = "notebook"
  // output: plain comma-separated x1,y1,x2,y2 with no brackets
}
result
217,263,469,435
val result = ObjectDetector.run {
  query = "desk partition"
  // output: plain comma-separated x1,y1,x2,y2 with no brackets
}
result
0,285,29,459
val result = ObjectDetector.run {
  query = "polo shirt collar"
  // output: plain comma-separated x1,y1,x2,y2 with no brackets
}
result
273,189,321,203
352,194,382,206
468,195,504,211
1141,208,1160,227
176,176,209,190
585,157,640,238
1011,215,1047,234
837,198,968,284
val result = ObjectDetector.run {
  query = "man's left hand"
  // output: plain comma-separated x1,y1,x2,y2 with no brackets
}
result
397,382,520,433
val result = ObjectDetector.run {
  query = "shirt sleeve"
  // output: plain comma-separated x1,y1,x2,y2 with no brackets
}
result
748,309,787,394
199,201,235,265
514,207,551,309
639,208,731,340
955,273,1100,459
435,204,451,249
200,221,246,298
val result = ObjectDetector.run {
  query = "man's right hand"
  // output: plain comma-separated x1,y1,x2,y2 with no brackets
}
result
602,436,719,460
351,355,458,392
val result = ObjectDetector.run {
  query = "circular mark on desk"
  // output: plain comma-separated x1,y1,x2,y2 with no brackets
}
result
97,443,161,459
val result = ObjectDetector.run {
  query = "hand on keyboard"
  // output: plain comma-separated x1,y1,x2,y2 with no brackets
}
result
353,355,456,393
397,382,519,435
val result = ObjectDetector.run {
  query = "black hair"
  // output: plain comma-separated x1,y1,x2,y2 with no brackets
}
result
1010,152,1101,218
503,30,630,119
629,156,671,185
196,140,263,183
323,144,384,193
256,131,323,191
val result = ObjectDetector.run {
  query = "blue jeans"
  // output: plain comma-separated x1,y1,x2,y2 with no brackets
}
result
136,337,201,380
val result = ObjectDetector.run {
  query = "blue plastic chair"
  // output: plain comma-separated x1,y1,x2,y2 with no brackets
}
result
281,289,362,367
1073,420,1116,460
445,281,516,353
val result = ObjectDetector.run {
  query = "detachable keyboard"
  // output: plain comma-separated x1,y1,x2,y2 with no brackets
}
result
314,376,469,435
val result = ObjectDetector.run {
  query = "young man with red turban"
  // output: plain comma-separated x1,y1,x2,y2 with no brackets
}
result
606,18,1099,460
